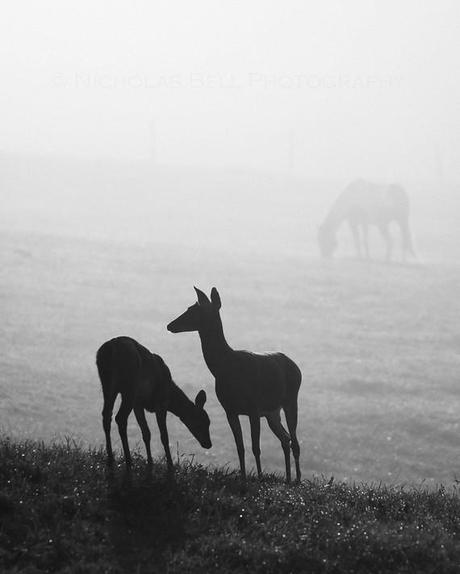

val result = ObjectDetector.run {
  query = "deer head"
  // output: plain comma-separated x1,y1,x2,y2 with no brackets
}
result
167,287,222,334
185,389,212,449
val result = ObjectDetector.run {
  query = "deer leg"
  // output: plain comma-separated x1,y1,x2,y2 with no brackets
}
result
266,410,292,483
134,406,152,464
156,410,173,469
226,412,246,479
102,391,117,465
249,413,262,477
284,403,301,482
115,397,134,468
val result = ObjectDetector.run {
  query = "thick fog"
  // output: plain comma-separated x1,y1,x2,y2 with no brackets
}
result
2,1,460,483
1,1,459,183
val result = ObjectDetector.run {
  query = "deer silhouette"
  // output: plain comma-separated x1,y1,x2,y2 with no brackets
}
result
167,288,302,483
318,179,416,261
96,336,211,468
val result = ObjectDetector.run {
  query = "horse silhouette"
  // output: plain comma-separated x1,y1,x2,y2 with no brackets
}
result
318,179,416,261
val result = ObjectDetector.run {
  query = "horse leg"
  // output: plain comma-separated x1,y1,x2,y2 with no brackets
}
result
379,224,392,262
349,221,362,258
399,218,416,260
362,223,370,259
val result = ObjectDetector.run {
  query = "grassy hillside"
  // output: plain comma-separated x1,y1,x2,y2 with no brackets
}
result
1,437,460,573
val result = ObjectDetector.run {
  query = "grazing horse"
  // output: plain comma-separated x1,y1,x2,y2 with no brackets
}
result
96,336,211,468
167,288,302,483
318,179,416,261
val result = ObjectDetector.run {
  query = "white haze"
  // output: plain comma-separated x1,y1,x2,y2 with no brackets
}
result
0,0,459,183
2,1,460,482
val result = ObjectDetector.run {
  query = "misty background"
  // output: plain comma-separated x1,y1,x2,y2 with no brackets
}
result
1,1,460,483
1,0,459,182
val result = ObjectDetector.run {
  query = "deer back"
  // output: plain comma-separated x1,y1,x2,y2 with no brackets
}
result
215,351,301,415
97,337,172,412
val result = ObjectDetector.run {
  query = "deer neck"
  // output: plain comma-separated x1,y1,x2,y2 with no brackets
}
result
198,314,232,377
168,382,193,421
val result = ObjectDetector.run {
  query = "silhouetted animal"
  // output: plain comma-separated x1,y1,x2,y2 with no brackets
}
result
96,336,211,468
167,288,302,483
318,179,416,261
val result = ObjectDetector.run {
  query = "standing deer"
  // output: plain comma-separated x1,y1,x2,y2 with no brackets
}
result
167,288,302,483
318,179,416,261
96,336,211,468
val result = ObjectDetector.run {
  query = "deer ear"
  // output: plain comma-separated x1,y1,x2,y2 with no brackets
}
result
210,287,221,309
194,287,210,306
195,389,207,409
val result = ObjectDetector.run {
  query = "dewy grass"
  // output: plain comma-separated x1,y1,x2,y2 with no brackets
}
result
1,436,460,573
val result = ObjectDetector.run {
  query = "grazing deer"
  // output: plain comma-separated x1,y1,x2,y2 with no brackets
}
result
167,288,302,483
96,336,211,468
318,179,416,261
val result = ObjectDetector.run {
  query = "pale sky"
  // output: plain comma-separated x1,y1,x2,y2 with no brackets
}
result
1,0,459,181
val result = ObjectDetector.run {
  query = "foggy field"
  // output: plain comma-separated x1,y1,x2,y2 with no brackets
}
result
1,159,460,485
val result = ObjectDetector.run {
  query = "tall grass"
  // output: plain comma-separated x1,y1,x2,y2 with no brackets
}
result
1,436,460,573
